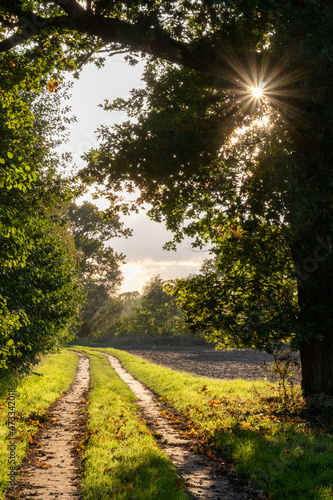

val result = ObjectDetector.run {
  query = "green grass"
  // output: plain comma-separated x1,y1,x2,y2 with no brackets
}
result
85,346,333,500
74,348,189,500
0,350,79,498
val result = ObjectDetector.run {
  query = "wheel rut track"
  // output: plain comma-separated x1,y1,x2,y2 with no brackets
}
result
7,350,259,499
98,351,258,500
8,352,90,500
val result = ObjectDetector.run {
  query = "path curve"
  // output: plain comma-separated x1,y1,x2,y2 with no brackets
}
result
99,351,257,500
10,352,90,499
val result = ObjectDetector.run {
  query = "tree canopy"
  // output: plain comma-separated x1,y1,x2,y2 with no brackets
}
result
90,276,188,339
67,201,127,337
0,0,278,76
82,1,333,396
0,79,84,375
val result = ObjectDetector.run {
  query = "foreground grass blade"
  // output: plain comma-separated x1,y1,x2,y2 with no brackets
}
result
78,349,189,500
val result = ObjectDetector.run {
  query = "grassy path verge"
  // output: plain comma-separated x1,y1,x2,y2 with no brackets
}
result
76,348,189,500
0,350,79,499
86,347,333,500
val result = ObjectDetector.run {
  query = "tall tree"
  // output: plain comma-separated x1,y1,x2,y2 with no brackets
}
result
79,4,333,396
67,202,128,337
1,2,333,395
88,57,333,396
0,52,83,374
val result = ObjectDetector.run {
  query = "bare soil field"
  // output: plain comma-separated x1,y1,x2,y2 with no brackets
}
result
114,344,299,382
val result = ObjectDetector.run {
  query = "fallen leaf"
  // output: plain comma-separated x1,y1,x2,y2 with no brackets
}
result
175,478,182,488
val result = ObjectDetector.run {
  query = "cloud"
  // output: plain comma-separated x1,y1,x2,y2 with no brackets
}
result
111,212,209,263
120,258,205,293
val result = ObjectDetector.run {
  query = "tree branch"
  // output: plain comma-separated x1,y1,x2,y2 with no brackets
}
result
0,14,70,52
97,50,128,56
0,2,277,87
52,0,86,17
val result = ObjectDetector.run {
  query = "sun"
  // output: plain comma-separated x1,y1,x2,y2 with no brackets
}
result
250,84,264,99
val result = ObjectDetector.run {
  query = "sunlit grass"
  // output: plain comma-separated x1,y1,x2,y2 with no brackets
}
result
0,350,79,498
75,348,189,500
90,347,333,500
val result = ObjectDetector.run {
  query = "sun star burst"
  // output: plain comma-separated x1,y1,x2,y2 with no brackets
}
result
250,85,264,99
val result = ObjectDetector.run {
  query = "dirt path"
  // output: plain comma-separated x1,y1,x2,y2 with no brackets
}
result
8,349,263,499
10,352,90,500
99,351,259,500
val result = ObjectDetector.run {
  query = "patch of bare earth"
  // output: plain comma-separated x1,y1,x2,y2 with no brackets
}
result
99,351,261,500
118,345,301,383
8,352,90,500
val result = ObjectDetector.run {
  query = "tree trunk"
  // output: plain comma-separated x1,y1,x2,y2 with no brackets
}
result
299,334,333,396
292,231,333,396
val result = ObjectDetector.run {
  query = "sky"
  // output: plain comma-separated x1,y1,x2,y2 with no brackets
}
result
60,56,208,293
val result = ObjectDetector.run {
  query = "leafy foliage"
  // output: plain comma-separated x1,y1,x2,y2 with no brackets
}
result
166,222,299,353
67,202,127,338
0,61,83,374
87,276,188,339
119,276,186,337
1,220,82,372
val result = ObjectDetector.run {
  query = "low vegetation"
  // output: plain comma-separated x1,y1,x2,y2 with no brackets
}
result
89,347,333,500
1,345,331,499
0,350,79,498
75,348,189,499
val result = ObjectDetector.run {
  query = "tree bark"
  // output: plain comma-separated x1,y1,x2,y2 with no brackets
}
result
292,223,333,396
299,334,333,396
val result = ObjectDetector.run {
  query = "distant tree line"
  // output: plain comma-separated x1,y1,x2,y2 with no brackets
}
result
65,203,190,340
75,275,190,340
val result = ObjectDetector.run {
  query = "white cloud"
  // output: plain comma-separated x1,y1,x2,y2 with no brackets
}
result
120,258,206,293
109,211,209,291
